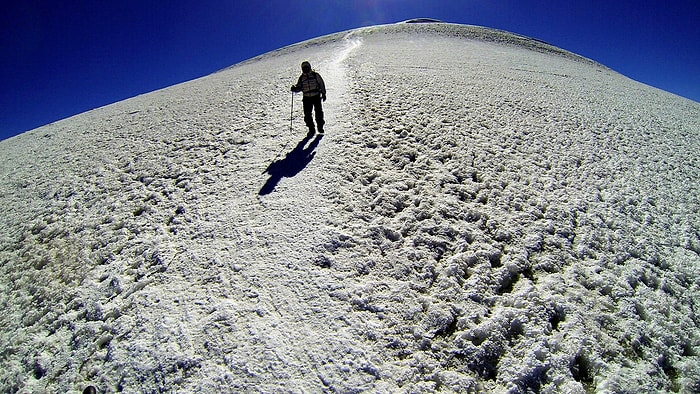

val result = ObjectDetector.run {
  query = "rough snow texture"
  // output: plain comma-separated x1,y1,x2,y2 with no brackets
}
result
1,23,699,393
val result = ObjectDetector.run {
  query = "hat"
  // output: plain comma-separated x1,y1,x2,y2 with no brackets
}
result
301,61,311,72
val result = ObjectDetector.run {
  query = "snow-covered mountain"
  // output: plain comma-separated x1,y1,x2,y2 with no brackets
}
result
1,22,699,393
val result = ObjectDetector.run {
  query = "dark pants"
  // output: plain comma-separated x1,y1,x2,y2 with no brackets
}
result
303,95,324,132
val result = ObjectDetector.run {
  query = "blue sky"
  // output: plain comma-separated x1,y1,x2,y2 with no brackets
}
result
1,0,698,141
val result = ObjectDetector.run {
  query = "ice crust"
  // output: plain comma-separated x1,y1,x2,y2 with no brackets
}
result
0,23,699,393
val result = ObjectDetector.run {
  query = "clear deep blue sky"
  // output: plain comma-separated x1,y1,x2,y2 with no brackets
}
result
1,0,698,141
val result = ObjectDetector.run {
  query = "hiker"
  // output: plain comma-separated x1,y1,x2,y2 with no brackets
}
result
291,61,326,134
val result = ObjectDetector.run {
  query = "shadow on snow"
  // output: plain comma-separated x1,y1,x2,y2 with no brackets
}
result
259,132,324,195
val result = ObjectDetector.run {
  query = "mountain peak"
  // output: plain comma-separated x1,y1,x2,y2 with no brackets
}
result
1,22,699,393
401,18,445,24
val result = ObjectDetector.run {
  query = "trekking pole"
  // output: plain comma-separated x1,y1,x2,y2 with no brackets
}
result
262,91,295,175
290,90,294,132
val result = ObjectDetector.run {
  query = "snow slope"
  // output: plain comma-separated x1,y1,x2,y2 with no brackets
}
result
1,22,699,393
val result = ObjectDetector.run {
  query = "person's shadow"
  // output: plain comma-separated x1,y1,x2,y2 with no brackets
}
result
259,132,324,195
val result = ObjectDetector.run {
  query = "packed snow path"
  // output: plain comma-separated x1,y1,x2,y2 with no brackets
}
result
0,23,699,393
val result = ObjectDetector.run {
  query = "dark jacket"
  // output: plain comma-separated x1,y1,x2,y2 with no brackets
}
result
292,71,326,98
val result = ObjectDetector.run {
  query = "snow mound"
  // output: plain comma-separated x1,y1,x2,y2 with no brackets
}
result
401,18,445,24
1,23,699,393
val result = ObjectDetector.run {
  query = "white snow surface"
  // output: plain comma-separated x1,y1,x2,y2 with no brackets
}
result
1,23,699,393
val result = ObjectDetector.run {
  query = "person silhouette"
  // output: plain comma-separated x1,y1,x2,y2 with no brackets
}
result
259,132,323,195
291,61,326,134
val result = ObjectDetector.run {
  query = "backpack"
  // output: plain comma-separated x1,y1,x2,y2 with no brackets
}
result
302,72,320,94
